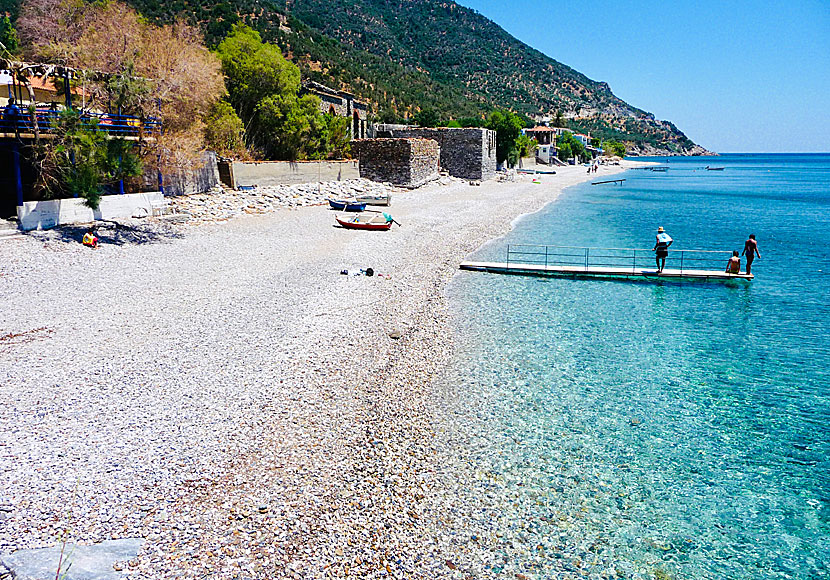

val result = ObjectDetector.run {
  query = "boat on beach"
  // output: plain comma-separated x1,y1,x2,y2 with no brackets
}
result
354,193,391,206
328,199,367,212
335,212,394,231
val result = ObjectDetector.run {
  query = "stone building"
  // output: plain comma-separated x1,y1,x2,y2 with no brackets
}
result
352,138,440,188
300,80,369,139
375,127,497,181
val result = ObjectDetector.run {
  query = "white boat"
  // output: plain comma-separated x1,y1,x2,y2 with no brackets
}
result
354,193,391,206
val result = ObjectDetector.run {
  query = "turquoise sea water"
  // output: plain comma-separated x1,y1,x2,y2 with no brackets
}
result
441,154,829,579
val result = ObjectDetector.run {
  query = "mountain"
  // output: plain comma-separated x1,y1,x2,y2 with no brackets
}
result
3,0,712,154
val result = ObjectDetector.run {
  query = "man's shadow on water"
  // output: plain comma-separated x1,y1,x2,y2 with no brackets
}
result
26,219,185,246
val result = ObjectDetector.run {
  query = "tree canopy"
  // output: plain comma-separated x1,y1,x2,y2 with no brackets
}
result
215,24,352,160
485,110,525,166
15,0,225,206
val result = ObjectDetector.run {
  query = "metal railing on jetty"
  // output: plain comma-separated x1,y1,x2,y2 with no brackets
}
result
505,244,729,275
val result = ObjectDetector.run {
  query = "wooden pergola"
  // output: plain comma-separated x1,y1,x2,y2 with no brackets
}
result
1,59,162,215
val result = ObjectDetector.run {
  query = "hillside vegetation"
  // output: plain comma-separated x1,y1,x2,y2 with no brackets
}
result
2,0,711,154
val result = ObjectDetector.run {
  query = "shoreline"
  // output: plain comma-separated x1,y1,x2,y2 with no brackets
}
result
0,161,641,578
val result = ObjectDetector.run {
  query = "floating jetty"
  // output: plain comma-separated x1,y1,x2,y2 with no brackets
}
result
460,245,754,282
591,178,625,186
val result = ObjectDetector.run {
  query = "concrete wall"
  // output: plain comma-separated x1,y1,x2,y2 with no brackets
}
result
352,138,440,188
141,152,219,196
17,191,164,231
231,160,360,188
164,152,220,196
376,127,497,181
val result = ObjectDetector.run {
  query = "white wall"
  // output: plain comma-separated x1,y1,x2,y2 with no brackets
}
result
17,192,164,231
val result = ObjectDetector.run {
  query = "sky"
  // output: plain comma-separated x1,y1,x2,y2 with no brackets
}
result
457,0,830,153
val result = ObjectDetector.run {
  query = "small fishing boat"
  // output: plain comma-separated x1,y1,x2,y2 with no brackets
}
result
354,193,391,206
328,199,367,212
336,212,395,231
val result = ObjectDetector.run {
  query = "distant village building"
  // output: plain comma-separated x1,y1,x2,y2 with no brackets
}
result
300,80,368,139
524,125,601,163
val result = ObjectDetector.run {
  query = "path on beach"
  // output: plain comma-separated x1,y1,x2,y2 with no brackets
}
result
0,164,627,578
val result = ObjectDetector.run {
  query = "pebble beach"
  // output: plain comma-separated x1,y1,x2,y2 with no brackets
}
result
0,162,633,579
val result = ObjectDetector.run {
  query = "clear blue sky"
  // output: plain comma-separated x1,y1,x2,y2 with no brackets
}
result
457,0,830,153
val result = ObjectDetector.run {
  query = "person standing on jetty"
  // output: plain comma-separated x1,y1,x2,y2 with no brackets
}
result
653,226,673,273
742,234,761,274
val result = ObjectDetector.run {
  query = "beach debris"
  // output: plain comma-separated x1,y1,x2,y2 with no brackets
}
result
388,329,402,339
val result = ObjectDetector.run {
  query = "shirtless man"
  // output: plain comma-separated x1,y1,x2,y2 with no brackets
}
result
725,251,741,274
741,234,761,275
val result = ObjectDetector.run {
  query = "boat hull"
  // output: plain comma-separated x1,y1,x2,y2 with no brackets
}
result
354,194,391,206
336,216,392,231
328,200,367,211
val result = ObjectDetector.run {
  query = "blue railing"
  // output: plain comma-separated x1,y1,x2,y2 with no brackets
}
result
506,244,730,274
0,109,161,137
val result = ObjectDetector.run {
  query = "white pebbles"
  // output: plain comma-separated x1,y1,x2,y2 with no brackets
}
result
0,165,629,579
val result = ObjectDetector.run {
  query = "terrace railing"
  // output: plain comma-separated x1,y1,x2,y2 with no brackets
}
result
0,110,161,138
506,244,730,274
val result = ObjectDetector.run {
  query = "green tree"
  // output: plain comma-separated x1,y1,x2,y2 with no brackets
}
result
204,100,246,158
605,140,626,157
414,108,440,127
515,134,538,159
254,93,322,160
552,110,566,128
457,117,484,128
317,113,351,159
216,24,301,130
35,110,142,209
377,108,400,124
557,131,586,162
485,110,524,166
0,15,18,55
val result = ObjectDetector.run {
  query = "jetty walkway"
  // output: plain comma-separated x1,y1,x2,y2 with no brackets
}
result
460,244,754,281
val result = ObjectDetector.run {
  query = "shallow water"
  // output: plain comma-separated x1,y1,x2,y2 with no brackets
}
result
440,154,830,579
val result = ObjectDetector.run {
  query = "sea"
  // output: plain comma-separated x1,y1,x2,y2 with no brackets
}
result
437,154,829,579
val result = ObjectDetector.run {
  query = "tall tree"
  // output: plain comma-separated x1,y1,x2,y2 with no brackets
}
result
0,15,18,54
16,0,225,204
216,24,301,129
486,110,524,166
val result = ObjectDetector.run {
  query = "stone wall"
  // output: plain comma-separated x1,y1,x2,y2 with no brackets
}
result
375,127,497,181
352,138,440,188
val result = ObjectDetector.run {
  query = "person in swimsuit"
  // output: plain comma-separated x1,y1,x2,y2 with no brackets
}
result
742,234,760,275
653,226,673,273
725,250,741,274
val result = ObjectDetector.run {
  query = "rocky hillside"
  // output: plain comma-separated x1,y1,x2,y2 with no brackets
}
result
2,0,712,154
